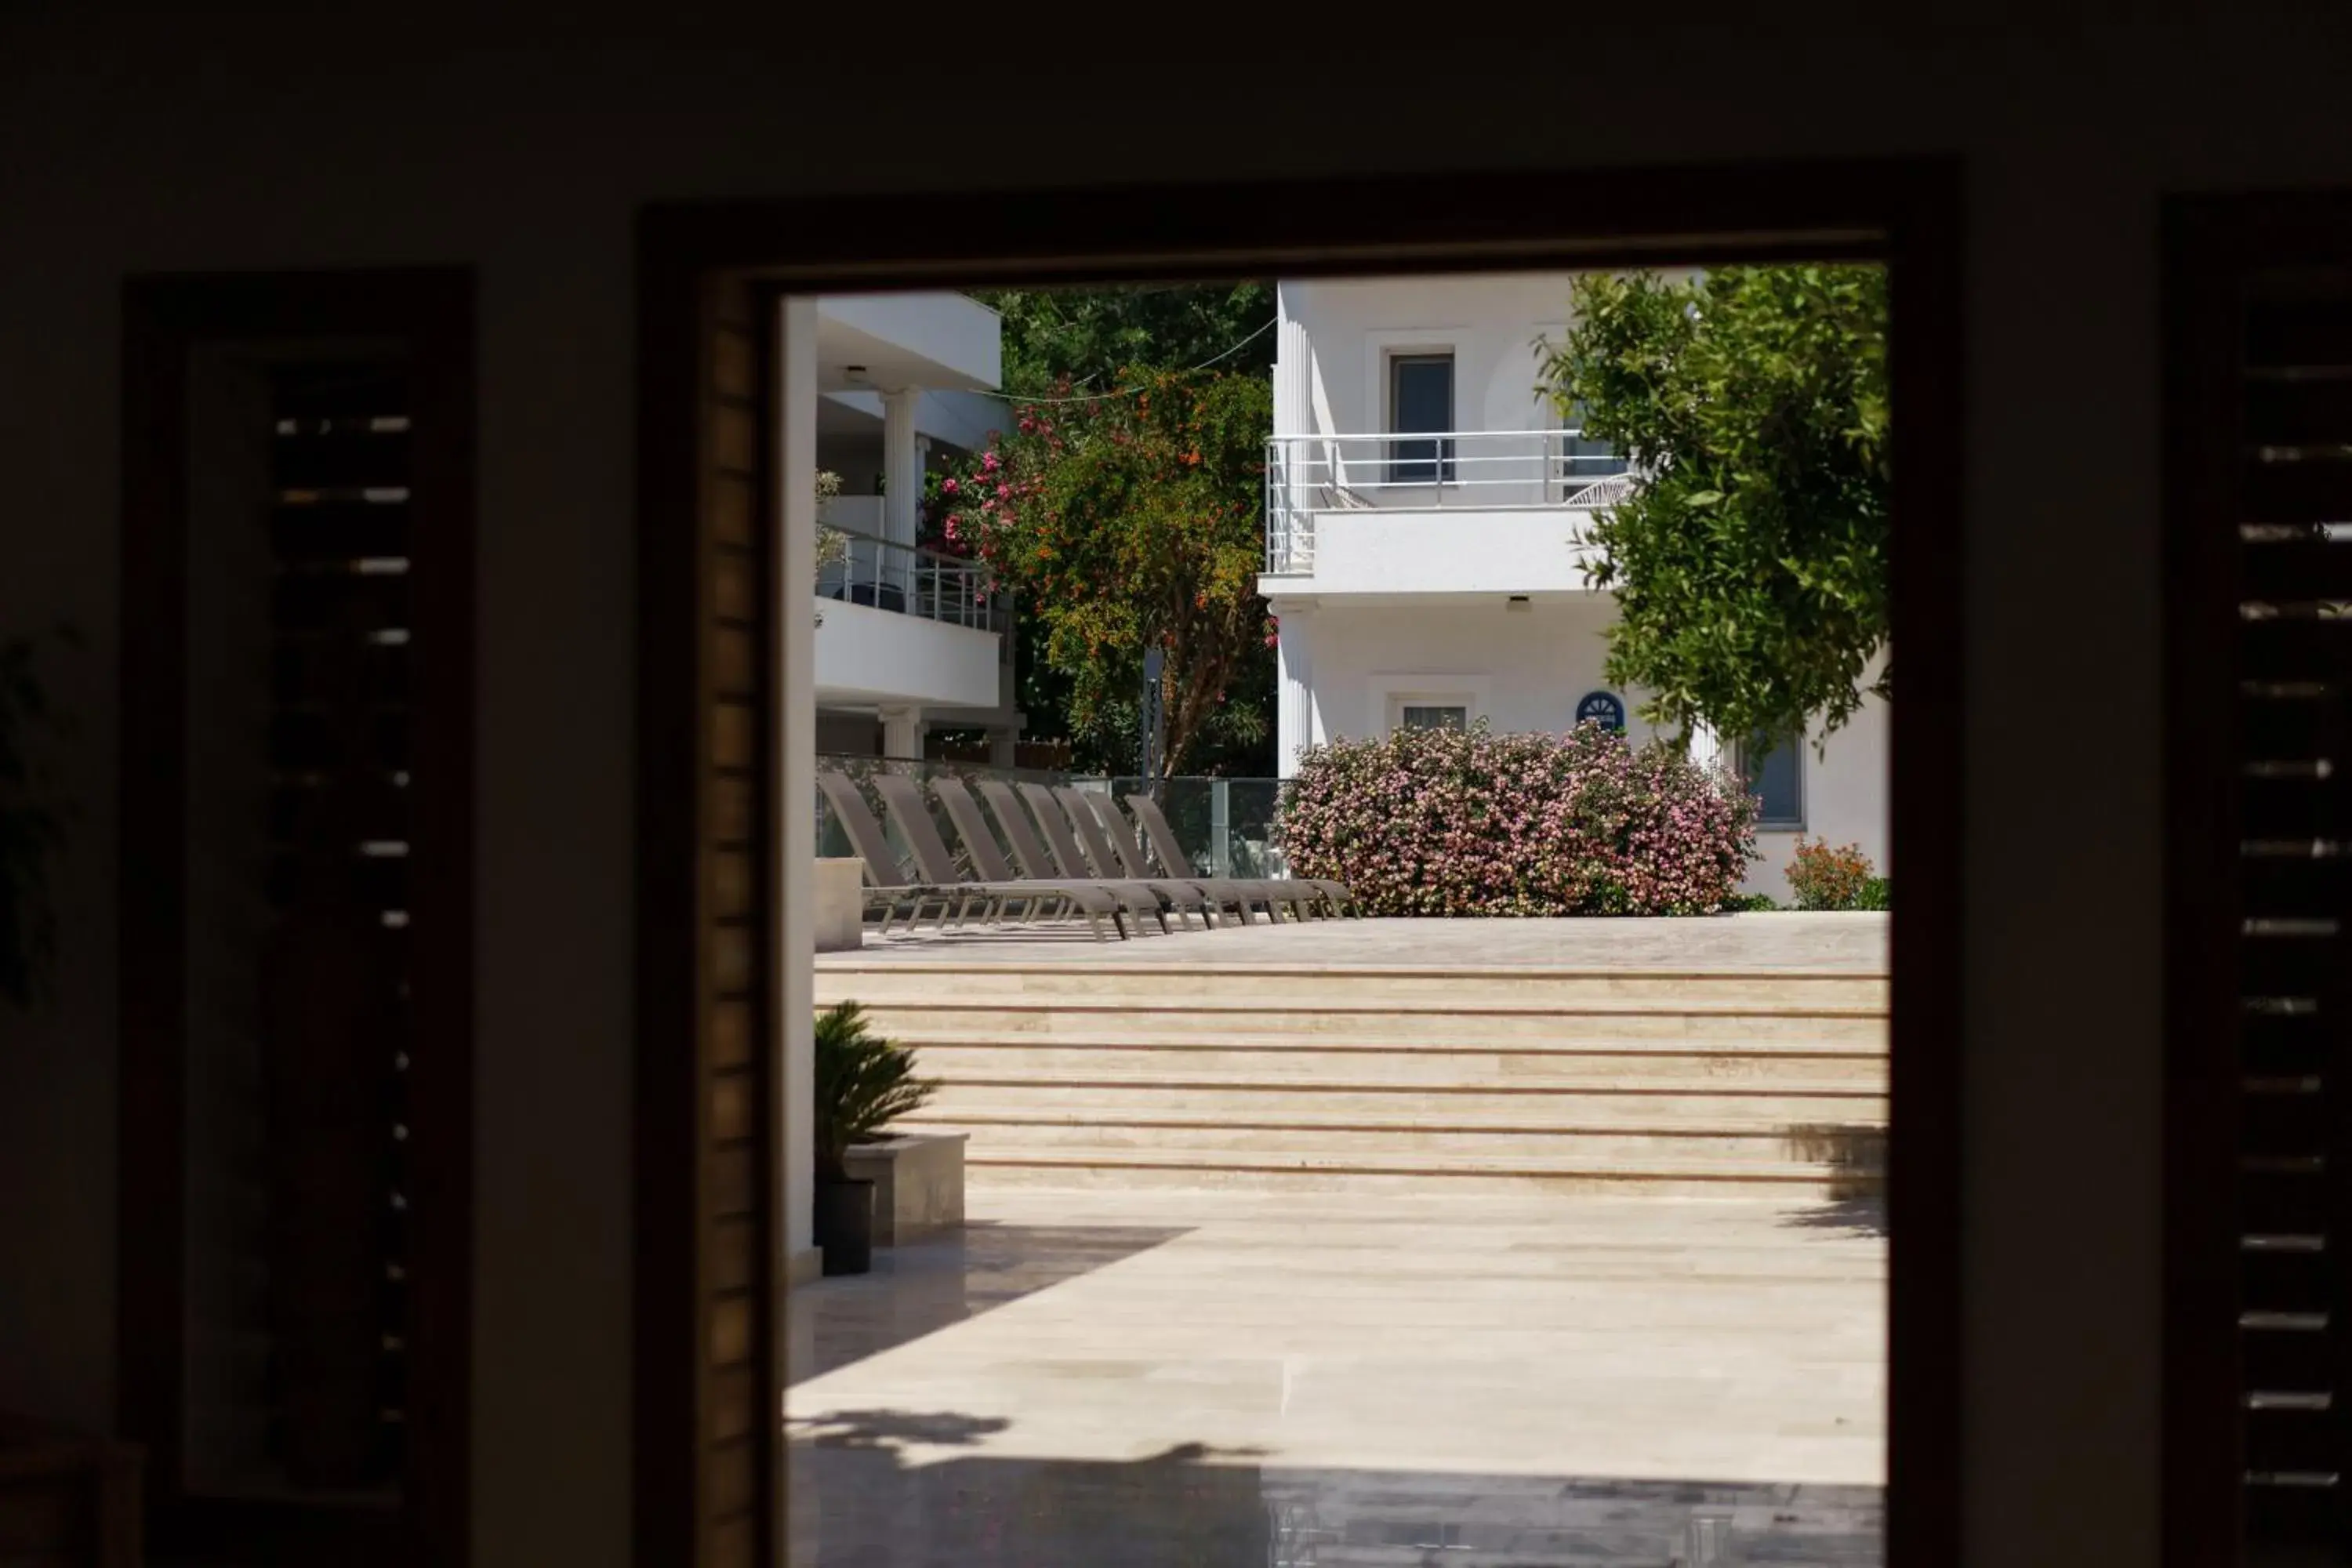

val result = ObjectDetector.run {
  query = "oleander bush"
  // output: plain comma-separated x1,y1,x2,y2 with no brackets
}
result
1785,837,1881,911
1277,720,1758,917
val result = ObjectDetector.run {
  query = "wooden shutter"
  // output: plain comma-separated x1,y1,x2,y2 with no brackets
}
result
2167,194,2352,1566
265,364,416,1496
118,270,474,1568
637,271,778,1568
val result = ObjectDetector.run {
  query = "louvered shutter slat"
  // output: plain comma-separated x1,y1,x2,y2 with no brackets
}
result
2231,278,2352,1561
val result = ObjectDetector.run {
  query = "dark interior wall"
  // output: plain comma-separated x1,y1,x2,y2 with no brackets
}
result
5,13,2352,1567
815,713,880,757
816,436,885,496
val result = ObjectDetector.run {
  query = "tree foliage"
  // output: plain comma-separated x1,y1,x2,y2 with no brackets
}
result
976,284,1276,397
1540,266,1889,746
928,285,1276,773
940,368,1274,777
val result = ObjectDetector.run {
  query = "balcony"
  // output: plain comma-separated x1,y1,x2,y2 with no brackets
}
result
815,292,1002,394
816,506,1007,710
818,503,1003,633
1261,430,1635,597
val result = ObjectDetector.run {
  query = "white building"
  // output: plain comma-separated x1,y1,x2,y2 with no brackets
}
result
1259,274,1889,895
807,292,1022,762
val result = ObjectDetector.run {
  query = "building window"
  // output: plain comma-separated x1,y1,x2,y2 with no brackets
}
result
1742,735,1805,829
1388,352,1454,485
1391,698,1471,735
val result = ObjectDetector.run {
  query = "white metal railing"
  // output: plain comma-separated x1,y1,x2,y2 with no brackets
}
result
1263,430,1635,574
817,524,1004,633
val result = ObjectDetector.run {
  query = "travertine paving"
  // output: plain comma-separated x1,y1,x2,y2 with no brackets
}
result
820,911,1891,972
788,1186,1886,1565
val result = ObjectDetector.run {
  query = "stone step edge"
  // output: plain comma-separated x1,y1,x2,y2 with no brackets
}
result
817,963,1886,982
928,1076,1886,1098
906,1112,1888,1138
832,999,1890,1021
877,1034,1887,1057
962,1152,1881,1183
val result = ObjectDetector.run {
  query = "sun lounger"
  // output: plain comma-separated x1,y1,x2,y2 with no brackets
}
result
1046,786,1223,929
1014,782,1220,932
971,778,1181,929
1124,791,1353,917
1067,789,1290,925
931,776,1174,931
817,770,1124,939
867,770,1154,936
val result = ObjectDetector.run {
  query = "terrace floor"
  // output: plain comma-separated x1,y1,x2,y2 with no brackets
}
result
819,909,1890,972
787,1185,1886,1566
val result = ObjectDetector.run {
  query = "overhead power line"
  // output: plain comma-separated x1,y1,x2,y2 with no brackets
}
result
1001,314,1278,406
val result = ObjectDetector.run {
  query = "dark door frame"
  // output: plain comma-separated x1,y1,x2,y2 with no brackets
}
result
637,159,1965,1567
118,268,476,1568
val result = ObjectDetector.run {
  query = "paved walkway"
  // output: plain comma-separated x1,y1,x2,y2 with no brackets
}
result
819,910,1891,973
787,1186,1886,1565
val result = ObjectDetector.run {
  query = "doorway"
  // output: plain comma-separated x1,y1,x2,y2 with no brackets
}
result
635,163,1963,1567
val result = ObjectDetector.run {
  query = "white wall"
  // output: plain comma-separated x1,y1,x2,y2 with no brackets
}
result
1283,271,1679,438
1751,684,1893,899
1279,594,1670,750
11,13,2352,1567
814,292,1002,392
1284,507,1606,596
813,598,1002,710
779,299,820,1283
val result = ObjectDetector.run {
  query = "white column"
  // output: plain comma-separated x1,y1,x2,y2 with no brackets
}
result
1272,283,1312,438
1270,285,1316,571
775,296,818,1278
881,389,921,603
879,705,927,761
1689,720,1728,773
1275,602,1315,778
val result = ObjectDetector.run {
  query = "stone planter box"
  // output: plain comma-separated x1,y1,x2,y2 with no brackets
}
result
815,856,863,952
840,1132,967,1246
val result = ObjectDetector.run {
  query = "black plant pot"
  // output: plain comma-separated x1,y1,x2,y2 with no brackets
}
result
814,1178,876,1276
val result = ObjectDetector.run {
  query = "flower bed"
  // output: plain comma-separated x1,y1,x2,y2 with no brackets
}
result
1277,720,1758,916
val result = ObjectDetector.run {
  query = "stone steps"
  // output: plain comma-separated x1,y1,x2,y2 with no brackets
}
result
902,1110,1882,1164
823,961,1886,1012
958,1151,1870,1198
888,1036,1886,1085
852,1003,1889,1045
926,1080,1886,1123
815,960,1887,1197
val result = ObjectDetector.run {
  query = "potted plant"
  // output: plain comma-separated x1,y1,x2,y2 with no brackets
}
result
812,1000,937,1276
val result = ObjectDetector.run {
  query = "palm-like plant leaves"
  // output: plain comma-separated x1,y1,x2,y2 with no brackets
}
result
813,1000,938,1181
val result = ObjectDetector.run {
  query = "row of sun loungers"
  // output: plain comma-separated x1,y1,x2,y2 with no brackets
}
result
816,769,1355,940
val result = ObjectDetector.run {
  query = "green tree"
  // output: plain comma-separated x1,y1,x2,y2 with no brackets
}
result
941,368,1274,777
1540,266,1889,747
933,284,1276,773
977,284,1276,397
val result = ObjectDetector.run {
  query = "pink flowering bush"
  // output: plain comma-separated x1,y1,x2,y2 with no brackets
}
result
1278,720,1759,916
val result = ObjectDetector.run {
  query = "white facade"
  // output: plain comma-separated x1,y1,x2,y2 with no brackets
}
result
1261,274,1889,897
799,292,1022,760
